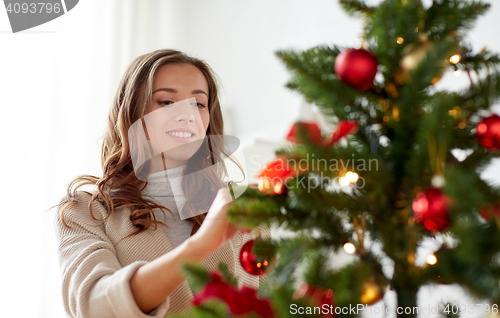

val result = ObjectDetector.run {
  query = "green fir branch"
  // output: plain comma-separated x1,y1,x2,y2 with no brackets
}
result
182,263,213,293
459,46,500,74
217,1,500,316
365,0,425,77
340,0,374,17
275,45,381,120
217,263,239,288
444,164,500,216
424,0,490,39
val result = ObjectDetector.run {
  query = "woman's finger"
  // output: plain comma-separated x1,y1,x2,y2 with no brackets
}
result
207,187,233,216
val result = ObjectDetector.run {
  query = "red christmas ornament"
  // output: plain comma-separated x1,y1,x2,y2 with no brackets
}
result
257,157,304,195
412,187,451,232
334,48,378,90
239,240,271,276
292,283,335,318
330,120,359,144
193,272,274,317
479,204,500,222
476,114,500,152
286,121,323,144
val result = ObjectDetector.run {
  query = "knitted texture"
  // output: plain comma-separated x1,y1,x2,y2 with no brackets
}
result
141,165,194,249
54,190,268,318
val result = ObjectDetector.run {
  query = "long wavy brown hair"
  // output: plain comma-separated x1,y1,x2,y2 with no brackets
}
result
56,49,243,242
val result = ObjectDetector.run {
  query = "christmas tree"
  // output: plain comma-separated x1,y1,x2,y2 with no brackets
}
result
178,0,500,317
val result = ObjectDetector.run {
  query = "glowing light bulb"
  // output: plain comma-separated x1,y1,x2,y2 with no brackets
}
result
431,174,445,188
396,37,404,44
346,171,359,183
478,122,487,134
344,243,356,254
449,54,461,64
339,177,350,187
448,109,458,117
258,177,271,192
426,254,437,265
274,180,283,194
453,70,461,77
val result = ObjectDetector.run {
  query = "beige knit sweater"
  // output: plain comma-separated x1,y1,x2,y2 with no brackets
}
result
54,190,267,318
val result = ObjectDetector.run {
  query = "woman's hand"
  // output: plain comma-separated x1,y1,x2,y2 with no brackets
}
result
189,186,240,255
129,186,250,314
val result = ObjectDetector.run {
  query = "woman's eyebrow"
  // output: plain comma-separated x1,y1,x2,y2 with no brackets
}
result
152,88,208,97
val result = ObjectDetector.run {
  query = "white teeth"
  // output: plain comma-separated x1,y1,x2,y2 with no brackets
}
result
167,131,194,138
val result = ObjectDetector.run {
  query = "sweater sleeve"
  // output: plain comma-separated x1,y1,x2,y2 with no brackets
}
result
54,191,170,318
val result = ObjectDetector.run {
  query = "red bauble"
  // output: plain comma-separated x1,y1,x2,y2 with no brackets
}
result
330,120,358,144
479,204,500,222
239,240,271,276
286,121,323,144
412,187,451,232
334,48,378,90
257,157,303,195
477,114,500,152
257,157,292,195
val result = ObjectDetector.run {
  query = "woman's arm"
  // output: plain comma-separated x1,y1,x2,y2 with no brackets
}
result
129,236,210,313
130,186,239,313
55,192,170,318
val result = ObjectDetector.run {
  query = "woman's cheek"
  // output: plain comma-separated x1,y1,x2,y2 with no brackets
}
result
203,113,210,133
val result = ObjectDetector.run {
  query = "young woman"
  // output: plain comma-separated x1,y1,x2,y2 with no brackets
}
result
54,49,266,318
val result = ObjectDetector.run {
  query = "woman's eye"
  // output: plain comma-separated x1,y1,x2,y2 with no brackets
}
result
160,101,205,108
191,102,206,108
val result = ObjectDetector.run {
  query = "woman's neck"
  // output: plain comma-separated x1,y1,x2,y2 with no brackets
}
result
148,154,188,174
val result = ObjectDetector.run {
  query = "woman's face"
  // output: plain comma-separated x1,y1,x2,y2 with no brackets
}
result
144,63,210,170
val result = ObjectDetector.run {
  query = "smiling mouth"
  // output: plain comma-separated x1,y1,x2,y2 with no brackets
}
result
166,131,195,138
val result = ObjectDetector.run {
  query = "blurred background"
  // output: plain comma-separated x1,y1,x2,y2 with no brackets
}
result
1,0,499,317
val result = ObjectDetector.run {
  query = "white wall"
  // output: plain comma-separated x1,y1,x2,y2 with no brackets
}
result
170,0,363,137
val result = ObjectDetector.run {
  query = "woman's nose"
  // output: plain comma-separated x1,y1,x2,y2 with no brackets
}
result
175,104,197,123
